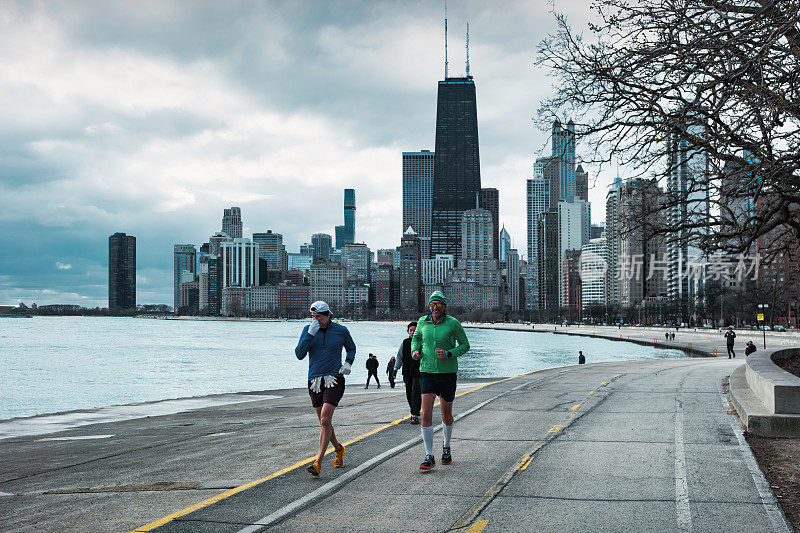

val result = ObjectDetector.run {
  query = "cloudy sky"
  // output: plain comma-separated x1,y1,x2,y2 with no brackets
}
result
0,0,606,307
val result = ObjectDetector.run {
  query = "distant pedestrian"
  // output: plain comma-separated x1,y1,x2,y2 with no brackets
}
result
745,341,757,356
365,353,381,389
386,356,397,388
578,351,586,365
725,327,736,359
665,332,669,340
295,301,354,477
395,322,422,424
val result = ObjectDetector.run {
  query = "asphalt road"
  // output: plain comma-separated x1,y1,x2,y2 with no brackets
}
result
1,357,793,532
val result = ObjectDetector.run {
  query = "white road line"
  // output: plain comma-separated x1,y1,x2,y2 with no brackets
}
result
674,397,692,532
235,379,537,533
720,383,793,533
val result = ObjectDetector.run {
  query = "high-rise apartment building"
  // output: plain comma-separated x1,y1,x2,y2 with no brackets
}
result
527,175,549,309
422,254,455,285
479,188,500,260
506,248,521,311
210,232,233,256
311,233,332,263
605,177,622,306
220,239,259,288
109,232,136,312
173,244,196,312
253,230,286,271
376,248,395,266
343,243,371,283
666,115,709,314
222,207,243,239
431,76,481,259
581,237,607,308
557,199,590,307
403,150,434,259
310,260,346,309
538,211,559,319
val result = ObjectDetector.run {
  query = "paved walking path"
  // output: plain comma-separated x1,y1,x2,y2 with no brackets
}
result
1,354,793,532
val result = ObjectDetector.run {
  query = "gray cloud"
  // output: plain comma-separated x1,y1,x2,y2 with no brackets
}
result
0,0,604,306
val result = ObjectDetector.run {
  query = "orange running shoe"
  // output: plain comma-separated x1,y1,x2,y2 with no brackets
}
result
307,460,321,477
334,443,345,468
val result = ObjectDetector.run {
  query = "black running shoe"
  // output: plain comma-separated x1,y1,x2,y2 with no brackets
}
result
441,447,452,465
419,455,435,470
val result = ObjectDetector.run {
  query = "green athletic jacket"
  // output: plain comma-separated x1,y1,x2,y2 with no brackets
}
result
410,313,470,374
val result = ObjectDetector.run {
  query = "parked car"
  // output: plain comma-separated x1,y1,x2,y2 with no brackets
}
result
774,325,786,332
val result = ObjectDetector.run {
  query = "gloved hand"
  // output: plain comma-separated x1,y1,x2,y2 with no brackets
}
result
339,361,352,375
308,319,320,336
309,376,322,393
323,375,338,388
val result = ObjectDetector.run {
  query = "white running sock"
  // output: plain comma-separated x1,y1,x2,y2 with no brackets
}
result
421,425,434,456
442,423,453,448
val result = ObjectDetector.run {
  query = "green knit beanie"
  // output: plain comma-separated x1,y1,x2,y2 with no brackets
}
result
428,290,447,305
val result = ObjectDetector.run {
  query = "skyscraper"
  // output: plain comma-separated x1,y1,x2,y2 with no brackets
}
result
526,175,549,309
479,187,499,260
557,199,591,306
398,227,422,312
222,207,243,239
575,164,589,201
220,239,259,288
173,244,196,312
605,177,622,306
402,150,434,259
666,115,709,316
431,75,481,259
108,233,136,312
499,225,511,265
552,119,576,201
335,189,357,249
253,230,285,271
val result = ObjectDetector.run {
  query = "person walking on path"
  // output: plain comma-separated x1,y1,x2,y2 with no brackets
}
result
394,322,421,424
294,301,355,477
578,351,586,365
745,341,757,356
365,353,381,389
725,327,737,358
412,291,470,470
386,356,397,388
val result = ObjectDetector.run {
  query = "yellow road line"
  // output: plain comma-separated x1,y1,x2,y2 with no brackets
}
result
588,390,595,395
130,367,561,532
467,519,489,532
548,424,562,433
518,456,534,470
571,403,581,411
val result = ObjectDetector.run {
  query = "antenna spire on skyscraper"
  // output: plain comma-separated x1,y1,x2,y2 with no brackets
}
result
466,22,470,77
444,1,449,79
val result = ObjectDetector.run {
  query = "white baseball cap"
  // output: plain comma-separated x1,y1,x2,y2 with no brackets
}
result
310,301,331,314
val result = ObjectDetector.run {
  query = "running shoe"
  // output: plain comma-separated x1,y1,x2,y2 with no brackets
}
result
441,447,452,465
307,460,321,477
333,443,345,468
419,454,436,470
410,416,420,425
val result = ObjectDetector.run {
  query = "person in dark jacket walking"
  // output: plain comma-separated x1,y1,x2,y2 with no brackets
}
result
745,341,757,356
578,351,586,365
724,327,736,358
365,353,380,389
394,322,421,424
386,357,397,388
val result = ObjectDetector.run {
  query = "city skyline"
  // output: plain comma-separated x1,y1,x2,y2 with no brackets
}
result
0,1,608,307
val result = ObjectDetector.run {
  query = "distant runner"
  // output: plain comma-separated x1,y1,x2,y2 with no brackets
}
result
725,327,736,359
412,291,470,470
295,301,355,477
395,321,421,424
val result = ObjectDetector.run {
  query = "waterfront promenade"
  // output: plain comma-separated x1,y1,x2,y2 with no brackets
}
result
0,328,794,532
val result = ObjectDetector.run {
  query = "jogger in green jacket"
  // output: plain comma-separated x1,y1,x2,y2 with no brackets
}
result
411,290,470,470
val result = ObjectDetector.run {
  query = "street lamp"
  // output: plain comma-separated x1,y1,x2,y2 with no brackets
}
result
758,303,769,349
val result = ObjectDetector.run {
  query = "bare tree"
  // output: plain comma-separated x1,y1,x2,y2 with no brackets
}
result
536,0,800,255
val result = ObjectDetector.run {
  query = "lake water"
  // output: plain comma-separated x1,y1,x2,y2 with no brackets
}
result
0,317,685,420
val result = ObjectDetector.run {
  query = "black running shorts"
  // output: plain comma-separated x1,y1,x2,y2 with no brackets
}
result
419,372,457,402
308,376,346,408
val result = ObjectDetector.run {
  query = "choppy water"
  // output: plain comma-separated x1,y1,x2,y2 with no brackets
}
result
0,317,685,419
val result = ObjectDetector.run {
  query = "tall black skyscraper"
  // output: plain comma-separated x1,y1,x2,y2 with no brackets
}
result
335,189,356,249
109,232,136,312
431,76,481,258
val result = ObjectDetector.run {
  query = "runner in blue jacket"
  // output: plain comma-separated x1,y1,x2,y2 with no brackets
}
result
295,301,356,476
